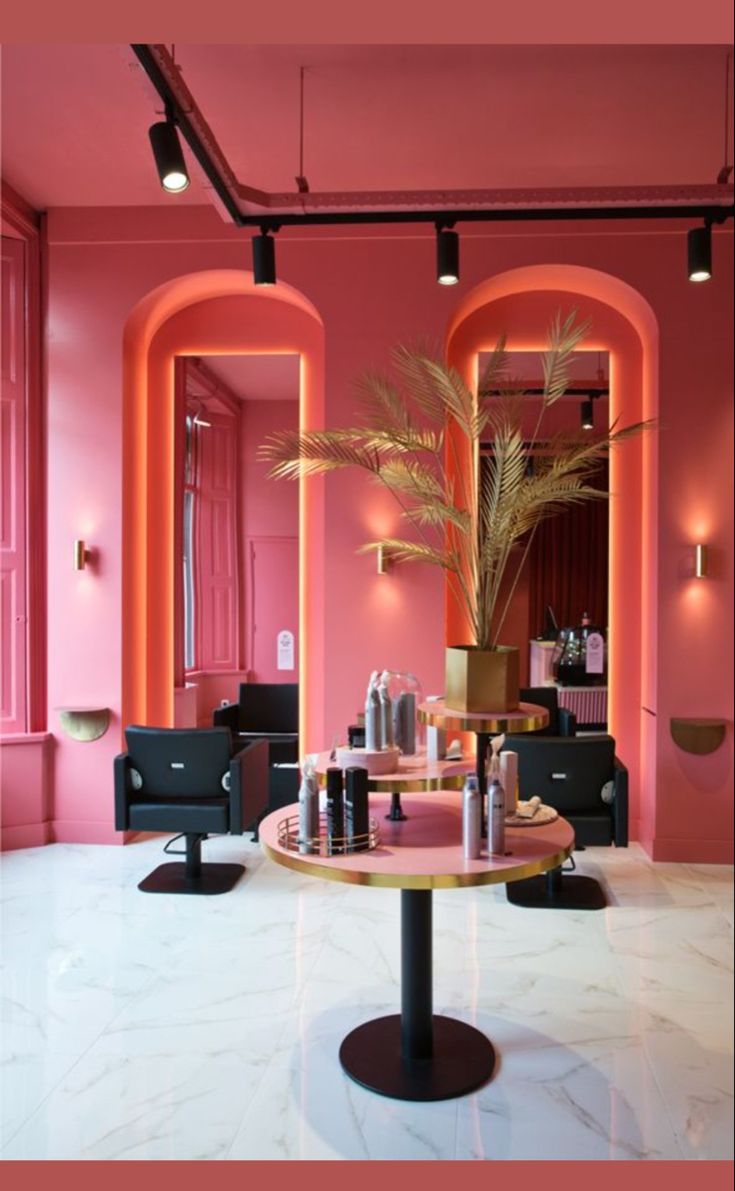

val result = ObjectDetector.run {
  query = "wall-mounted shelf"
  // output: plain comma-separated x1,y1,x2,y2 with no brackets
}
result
670,717,727,756
56,707,110,742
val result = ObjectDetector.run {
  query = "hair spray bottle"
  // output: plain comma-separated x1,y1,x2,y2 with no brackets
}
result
298,758,320,855
488,778,506,856
462,775,482,859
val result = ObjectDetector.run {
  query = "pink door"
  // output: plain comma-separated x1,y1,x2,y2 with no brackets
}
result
248,536,298,683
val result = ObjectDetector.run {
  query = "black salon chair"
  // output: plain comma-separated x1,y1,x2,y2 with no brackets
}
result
503,733,628,910
213,683,298,766
115,726,268,895
520,686,577,736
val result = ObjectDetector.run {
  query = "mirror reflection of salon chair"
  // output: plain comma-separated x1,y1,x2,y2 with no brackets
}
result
502,734,628,910
115,727,268,894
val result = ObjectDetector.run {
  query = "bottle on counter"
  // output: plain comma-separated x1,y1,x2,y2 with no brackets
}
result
345,766,370,851
364,671,383,751
462,774,482,860
298,758,320,855
499,750,518,816
325,766,345,855
378,670,394,748
488,778,506,856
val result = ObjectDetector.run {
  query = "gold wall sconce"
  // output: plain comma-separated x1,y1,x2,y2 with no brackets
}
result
74,540,92,570
376,543,392,575
695,543,708,578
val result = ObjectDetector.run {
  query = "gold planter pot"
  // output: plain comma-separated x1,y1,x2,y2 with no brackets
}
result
445,645,520,713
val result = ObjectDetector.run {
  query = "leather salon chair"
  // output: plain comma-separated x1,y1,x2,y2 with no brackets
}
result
520,686,577,736
115,726,268,894
502,733,628,910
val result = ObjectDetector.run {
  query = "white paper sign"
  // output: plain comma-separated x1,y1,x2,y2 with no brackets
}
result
585,631,605,674
277,629,295,671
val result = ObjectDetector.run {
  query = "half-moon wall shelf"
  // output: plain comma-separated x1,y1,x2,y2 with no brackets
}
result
670,717,726,755
56,707,110,742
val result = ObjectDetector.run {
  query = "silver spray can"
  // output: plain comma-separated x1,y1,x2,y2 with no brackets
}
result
378,671,394,747
462,775,482,860
488,778,506,856
298,760,320,855
364,671,383,751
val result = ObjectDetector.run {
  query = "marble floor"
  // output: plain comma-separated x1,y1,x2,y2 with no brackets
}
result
0,831,732,1161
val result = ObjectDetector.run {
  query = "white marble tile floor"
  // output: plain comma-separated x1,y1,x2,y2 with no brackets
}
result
1,832,732,1161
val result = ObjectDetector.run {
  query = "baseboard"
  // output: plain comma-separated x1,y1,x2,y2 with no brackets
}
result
52,820,124,846
0,820,53,851
652,836,734,865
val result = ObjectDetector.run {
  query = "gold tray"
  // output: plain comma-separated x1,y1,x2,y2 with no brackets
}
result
277,810,380,857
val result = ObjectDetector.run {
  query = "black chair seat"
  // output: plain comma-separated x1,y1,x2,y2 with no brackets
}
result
128,798,229,834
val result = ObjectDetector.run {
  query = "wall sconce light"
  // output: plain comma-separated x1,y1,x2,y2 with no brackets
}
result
695,543,708,578
376,543,392,574
74,540,91,571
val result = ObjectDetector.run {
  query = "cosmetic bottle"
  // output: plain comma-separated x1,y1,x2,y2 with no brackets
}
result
364,671,383,751
396,691,416,754
298,758,320,855
499,750,518,815
489,778,506,856
378,671,394,747
325,766,345,855
462,775,482,860
345,766,370,851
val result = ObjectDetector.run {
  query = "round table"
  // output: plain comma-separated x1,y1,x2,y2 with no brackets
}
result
314,749,472,822
260,790,573,1102
418,699,549,832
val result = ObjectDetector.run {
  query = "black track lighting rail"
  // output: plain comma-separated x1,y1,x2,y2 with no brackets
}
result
133,43,734,234
133,43,244,226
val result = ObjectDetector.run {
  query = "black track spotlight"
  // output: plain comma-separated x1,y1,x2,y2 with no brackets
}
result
688,223,712,282
252,230,277,286
148,116,190,193
581,398,594,431
436,226,459,286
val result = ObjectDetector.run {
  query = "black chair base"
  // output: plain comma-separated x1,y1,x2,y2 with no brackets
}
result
506,866,606,911
138,861,245,895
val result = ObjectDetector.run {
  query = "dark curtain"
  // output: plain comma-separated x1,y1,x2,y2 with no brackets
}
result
528,462,608,634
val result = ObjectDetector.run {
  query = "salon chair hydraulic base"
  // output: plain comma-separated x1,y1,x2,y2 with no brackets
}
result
138,833,245,896
506,863,606,911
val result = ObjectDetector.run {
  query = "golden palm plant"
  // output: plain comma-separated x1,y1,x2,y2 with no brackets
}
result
260,312,650,651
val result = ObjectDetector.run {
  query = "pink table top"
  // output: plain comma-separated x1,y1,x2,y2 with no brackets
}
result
314,749,473,790
418,700,549,734
260,790,574,890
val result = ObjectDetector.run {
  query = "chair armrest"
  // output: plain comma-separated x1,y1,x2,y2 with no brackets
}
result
612,756,629,847
558,708,577,736
213,703,240,732
228,738,269,835
114,753,131,831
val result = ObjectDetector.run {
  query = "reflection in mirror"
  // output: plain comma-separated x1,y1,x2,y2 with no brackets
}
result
479,350,610,731
174,353,300,728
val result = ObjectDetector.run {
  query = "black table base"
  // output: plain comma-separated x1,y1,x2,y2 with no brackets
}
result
339,888,496,1101
506,865,606,910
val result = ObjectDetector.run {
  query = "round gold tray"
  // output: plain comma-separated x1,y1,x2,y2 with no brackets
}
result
277,810,380,858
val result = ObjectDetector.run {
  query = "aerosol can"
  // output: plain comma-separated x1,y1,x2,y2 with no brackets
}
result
298,758,320,855
462,775,482,860
488,778,506,856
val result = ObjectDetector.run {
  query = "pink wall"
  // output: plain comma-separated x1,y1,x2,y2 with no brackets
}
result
241,399,299,540
35,206,733,858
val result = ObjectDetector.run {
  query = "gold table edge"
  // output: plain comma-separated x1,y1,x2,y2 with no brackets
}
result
260,836,573,890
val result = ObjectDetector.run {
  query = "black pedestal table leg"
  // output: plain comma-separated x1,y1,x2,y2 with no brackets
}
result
386,791,408,822
338,888,496,1100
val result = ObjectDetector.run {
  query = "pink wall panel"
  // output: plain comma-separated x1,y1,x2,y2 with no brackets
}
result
39,207,732,859
1,236,28,735
0,733,53,849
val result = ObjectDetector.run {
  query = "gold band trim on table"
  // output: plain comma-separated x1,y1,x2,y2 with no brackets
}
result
418,702,548,734
260,838,573,891
316,771,468,793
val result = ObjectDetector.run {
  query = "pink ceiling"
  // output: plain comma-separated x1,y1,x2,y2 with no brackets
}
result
198,354,300,402
1,44,732,210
